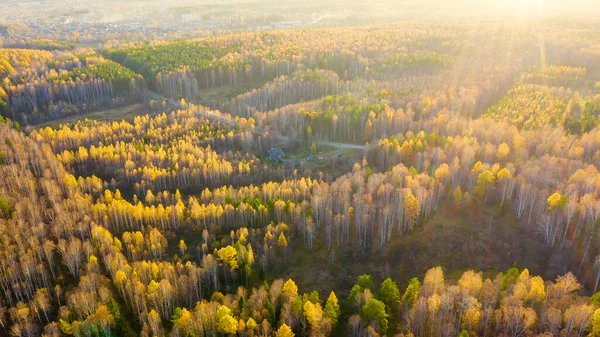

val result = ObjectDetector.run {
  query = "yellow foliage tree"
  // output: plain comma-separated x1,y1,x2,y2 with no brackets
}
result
278,232,288,248
591,309,600,337
303,300,323,333
216,245,238,271
282,279,299,302
216,305,238,335
458,270,483,296
275,323,295,337
496,143,510,161
404,193,420,231
453,186,463,210
528,276,546,302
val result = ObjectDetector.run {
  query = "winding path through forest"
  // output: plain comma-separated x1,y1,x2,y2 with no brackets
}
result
145,90,368,150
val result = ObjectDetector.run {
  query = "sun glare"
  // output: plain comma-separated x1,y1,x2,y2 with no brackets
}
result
514,0,545,17
495,0,544,18
537,0,544,12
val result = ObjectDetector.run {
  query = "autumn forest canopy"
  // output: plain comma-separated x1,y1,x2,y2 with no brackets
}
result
3,8,600,337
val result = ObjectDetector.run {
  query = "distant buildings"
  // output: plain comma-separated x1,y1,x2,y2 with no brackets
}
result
0,1,354,44
270,21,302,30
181,14,202,23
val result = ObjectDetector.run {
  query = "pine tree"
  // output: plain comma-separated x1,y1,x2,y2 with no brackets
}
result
402,278,421,307
361,298,389,334
379,278,400,314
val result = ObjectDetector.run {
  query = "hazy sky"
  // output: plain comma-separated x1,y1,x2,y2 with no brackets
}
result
387,0,600,18
1,0,599,24
471,0,599,15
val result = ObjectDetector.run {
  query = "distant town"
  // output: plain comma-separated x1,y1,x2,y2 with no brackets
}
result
0,0,360,46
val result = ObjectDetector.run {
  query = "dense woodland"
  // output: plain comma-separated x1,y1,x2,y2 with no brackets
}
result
0,48,145,125
2,19,600,337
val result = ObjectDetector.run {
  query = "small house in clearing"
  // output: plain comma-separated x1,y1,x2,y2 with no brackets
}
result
268,148,286,163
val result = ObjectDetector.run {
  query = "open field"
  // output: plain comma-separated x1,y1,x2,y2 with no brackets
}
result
284,144,364,177
198,85,237,107
29,103,152,130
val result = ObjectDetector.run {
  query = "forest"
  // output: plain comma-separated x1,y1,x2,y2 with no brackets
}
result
0,48,145,125
1,18,600,337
